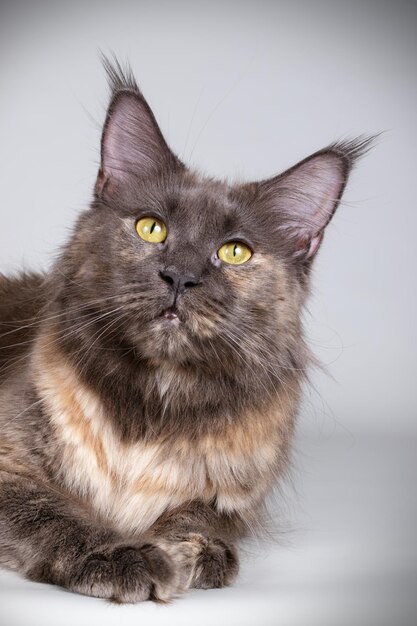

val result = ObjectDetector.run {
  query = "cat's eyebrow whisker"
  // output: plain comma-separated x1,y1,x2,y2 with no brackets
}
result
181,85,205,161
187,58,255,163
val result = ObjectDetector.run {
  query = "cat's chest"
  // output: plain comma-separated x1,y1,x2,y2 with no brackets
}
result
35,353,281,535
58,416,225,534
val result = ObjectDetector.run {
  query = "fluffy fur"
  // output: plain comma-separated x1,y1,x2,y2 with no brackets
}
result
0,58,373,602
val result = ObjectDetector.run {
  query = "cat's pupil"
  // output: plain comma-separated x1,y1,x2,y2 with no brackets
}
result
233,244,238,256
150,221,156,234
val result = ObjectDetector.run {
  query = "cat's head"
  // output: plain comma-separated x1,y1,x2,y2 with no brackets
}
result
57,59,372,380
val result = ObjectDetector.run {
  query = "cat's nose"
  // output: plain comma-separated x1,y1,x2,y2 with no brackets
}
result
159,268,201,293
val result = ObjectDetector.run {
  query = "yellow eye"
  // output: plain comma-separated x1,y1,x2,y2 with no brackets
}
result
136,217,167,243
218,241,252,265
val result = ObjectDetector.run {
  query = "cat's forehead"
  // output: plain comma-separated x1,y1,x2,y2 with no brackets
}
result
177,179,235,215
158,174,247,233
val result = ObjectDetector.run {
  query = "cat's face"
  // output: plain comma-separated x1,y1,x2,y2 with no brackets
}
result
69,170,301,369
56,59,370,378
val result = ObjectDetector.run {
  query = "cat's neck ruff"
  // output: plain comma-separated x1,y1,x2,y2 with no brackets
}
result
32,325,298,535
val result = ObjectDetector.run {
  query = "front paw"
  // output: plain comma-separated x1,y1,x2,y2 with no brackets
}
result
191,535,239,589
159,533,239,590
67,542,179,603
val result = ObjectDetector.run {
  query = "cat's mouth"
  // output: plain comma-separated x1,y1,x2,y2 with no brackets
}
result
158,306,181,327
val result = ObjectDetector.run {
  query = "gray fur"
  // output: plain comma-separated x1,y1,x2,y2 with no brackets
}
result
0,59,373,602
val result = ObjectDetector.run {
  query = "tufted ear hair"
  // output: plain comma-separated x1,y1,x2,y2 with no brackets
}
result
257,137,376,259
95,57,183,198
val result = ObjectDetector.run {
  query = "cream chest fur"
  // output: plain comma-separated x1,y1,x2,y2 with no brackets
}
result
33,336,289,536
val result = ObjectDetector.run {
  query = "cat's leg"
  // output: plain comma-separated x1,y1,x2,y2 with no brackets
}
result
0,471,180,603
149,501,243,590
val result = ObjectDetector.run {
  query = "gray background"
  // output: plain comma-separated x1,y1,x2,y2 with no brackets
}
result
0,1,416,625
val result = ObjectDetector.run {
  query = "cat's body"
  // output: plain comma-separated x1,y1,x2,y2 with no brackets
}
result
0,60,372,602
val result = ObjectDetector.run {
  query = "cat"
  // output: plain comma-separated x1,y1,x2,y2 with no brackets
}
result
0,58,373,603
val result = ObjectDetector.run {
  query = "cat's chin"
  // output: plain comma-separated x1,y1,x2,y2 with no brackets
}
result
136,315,192,363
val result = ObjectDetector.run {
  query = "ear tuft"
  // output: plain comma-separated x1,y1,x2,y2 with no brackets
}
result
101,54,140,97
326,134,379,168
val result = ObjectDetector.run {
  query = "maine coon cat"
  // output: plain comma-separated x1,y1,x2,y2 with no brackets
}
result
0,59,373,603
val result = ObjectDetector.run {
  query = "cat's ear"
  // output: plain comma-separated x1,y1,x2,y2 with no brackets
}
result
256,137,375,260
95,57,183,197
